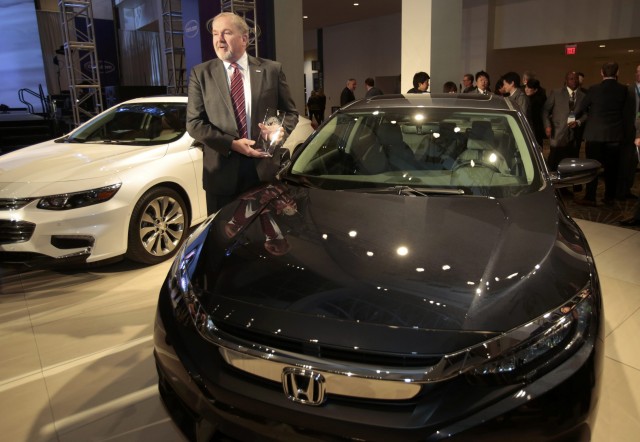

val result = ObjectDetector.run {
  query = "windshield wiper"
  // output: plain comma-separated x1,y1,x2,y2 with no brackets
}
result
349,185,465,196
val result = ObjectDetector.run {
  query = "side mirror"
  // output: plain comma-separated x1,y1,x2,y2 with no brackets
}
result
551,158,601,188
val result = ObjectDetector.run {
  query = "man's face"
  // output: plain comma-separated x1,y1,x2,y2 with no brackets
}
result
566,72,578,90
502,80,515,93
462,76,473,88
418,80,429,92
476,75,488,90
348,80,357,91
635,65,640,83
212,16,248,62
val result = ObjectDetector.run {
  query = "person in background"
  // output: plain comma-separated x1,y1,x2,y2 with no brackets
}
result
619,115,640,226
364,77,383,98
443,81,458,93
577,72,587,93
340,78,357,106
494,76,507,96
475,70,491,95
407,72,430,93
620,63,640,199
186,12,298,215
574,61,636,206
542,71,587,171
462,73,475,93
525,78,547,147
307,90,323,126
502,71,530,120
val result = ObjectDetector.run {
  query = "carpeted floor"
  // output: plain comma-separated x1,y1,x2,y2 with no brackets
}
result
548,142,640,231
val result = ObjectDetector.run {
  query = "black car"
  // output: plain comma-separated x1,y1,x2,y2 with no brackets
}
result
154,94,603,441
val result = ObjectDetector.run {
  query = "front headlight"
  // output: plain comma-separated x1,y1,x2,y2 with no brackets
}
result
167,216,214,326
450,285,596,385
37,184,122,210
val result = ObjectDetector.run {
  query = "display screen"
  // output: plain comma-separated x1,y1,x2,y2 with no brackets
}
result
0,0,48,109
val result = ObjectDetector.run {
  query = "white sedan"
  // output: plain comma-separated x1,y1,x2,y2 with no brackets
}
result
0,96,207,265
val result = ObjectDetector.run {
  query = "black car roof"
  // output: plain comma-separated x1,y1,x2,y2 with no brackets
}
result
344,93,516,112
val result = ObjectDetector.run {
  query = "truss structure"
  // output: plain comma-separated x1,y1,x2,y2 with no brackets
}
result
220,0,259,56
163,0,186,94
58,0,104,126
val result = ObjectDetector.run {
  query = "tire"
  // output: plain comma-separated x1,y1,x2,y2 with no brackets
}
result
125,187,190,265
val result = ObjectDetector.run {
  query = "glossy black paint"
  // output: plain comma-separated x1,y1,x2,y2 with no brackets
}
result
154,94,603,441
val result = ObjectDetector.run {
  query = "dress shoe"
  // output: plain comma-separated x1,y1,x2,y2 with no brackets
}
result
602,198,615,206
619,217,640,227
625,193,638,200
575,198,597,207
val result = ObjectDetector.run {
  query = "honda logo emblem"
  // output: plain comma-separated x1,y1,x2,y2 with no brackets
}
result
281,367,326,406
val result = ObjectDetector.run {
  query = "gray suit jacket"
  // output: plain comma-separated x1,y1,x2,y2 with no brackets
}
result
186,55,298,195
542,87,586,147
507,88,530,120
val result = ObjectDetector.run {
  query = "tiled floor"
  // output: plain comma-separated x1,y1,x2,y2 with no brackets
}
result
1,219,639,441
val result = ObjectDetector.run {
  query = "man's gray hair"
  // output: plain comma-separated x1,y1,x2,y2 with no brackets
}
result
207,12,250,36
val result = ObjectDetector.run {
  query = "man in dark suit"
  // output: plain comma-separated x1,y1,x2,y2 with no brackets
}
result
340,78,357,105
574,61,635,206
621,63,640,199
543,71,587,171
187,12,298,215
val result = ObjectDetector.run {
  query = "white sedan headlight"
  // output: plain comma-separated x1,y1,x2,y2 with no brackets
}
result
36,184,122,210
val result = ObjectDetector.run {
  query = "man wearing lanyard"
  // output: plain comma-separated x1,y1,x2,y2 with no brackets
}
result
186,12,299,215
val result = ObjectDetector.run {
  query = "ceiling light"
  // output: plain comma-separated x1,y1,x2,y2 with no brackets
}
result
354,2,360,6
303,15,308,19
599,44,606,48
629,49,635,53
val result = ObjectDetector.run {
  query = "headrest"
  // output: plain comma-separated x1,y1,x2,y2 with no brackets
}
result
377,123,403,145
470,120,494,143
439,121,456,135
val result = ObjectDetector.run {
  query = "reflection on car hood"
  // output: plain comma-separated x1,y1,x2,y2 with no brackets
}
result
0,141,167,197
195,183,592,354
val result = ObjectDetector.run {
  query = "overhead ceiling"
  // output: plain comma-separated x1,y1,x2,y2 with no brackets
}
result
299,0,639,80
301,0,401,31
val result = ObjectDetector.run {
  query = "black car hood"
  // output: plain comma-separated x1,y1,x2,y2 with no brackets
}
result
192,183,593,355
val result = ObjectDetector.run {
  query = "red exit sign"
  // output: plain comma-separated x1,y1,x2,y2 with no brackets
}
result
565,44,577,55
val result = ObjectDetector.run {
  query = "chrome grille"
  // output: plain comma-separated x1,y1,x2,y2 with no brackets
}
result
0,198,35,210
0,220,36,244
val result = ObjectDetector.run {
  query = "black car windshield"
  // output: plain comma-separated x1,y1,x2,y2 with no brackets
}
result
290,108,541,197
65,102,187,145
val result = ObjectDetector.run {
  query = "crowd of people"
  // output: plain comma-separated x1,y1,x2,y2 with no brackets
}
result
184,11,639,229
316,63,640,224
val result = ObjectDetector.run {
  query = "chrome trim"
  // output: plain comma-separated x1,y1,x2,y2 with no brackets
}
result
282,367,326,405
170,273,592,388
0,198,35,210
221,347,421,401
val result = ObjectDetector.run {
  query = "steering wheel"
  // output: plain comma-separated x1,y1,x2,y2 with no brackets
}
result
452,159,502,174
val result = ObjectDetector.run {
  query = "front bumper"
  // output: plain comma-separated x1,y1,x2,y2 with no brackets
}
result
0,198,130,263
153,280,603,442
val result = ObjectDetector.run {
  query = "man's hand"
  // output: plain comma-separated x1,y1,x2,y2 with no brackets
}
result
231,138,270,157
545,127,552,138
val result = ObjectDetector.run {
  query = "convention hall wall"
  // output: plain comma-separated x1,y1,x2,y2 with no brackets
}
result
316,0,640,113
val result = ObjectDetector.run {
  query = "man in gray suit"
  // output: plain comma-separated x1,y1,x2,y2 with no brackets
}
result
187,12,298,215
542,71,587,171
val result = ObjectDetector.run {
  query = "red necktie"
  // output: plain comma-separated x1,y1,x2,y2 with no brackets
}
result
230,63,247,139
